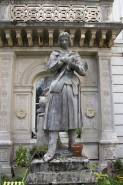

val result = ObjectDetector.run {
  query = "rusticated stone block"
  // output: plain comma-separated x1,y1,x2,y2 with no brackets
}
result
31,156,90,173
25,156,97,184
25,171,97,185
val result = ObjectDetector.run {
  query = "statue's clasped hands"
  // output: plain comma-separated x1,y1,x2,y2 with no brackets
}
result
60,56,74,70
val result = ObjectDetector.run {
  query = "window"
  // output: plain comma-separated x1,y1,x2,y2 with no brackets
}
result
35,76,52,132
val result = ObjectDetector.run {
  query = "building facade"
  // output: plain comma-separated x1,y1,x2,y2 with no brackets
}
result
0,0,123,176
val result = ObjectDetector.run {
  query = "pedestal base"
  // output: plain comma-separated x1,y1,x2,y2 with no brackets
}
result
25,156,97,185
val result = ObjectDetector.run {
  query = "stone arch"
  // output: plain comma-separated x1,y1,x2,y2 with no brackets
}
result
20,60,51,85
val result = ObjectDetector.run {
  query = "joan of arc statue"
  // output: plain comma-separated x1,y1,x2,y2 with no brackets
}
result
43,32,88,162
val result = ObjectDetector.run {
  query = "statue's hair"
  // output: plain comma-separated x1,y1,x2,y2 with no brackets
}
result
58,32,72,47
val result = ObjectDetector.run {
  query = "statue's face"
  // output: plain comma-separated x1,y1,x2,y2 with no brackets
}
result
60,35,69,49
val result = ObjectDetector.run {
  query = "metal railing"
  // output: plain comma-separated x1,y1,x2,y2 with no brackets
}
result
3,182,25,185
2,168,28,185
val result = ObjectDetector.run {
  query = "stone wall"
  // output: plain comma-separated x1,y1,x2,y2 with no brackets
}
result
112,0,123,159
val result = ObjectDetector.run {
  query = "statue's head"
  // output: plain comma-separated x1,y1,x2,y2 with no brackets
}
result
58,32,72,48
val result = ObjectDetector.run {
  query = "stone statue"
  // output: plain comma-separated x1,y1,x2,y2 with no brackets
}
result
43,32,88,162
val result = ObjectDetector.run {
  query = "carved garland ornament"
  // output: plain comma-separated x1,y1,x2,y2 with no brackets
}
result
16,108,27,119
85,107,95,118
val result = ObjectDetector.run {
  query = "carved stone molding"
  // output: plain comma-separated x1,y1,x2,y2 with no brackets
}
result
11,4,100,22
16,108,27,119
48,29,53,47
0,149,8,162
26,29,33,47
85,107,95,118
37,29,43,47
79,29,86,47
104,147,116,160
0,59,11,131
0,27,121,48
15,95,28,130
89,30,97,48
79,58,97,86
15,57,47,85
15,29,23,47
101,59,112,130
4,29,13,47
0,35,3,47
70,29,76,46
82,93,97,129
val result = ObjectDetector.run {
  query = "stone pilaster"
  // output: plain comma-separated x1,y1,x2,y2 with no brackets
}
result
13,86,33,144
97,51,118,171
0,52,16,176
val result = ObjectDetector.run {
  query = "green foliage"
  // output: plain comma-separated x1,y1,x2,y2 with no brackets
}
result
13,144,27,167
94,172,108,181
29,143,48,157
1,173,25,185
90,164,98,170
95,177,123,185
65,128,82,135
65,130,68,133
112,158,123,176
1,174,10,185
76,128,82,135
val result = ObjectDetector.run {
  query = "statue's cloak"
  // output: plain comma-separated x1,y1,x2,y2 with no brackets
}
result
44,50,87,131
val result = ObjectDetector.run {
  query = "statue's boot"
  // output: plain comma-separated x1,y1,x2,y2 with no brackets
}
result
57,135,67,149
44,131,59,162
68,129,76,151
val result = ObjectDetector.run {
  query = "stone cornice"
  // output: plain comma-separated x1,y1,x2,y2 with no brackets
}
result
0,22,122,48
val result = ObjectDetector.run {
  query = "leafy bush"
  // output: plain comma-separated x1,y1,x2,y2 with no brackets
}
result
29,143,48,158
90,164,98,171
1,173,24,185
112,158,123,176
13,144,27,167
76,128,82,135
95,177,123,185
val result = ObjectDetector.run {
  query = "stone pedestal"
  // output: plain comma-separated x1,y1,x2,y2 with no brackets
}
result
25,156,97,185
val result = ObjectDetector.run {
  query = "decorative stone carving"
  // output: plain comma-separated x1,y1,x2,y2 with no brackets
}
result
107,30,117,48
43,32,88,162
16,108,27,119
89,30,97,48
26,29,33,47
0,59,10,131
15,29,23,47
0,149,8,162
79,29,86,47
15,96,28,130
0,36,3,47
104,147,116,160
101,59,112,130
79,58,97,86
37,29,43,47
70,29,76,46
48,29,53,47
0,119,7,131
98,30,107,48
85,107,95,118
4,29,13,47
15,57,46,85
82,94,97,130
11,4,100,22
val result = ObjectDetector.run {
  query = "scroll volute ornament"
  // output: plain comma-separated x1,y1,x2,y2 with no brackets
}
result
85,107,95,118
16,108,27,119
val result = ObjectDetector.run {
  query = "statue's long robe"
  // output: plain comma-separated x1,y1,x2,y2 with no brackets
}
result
44,50,87,131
